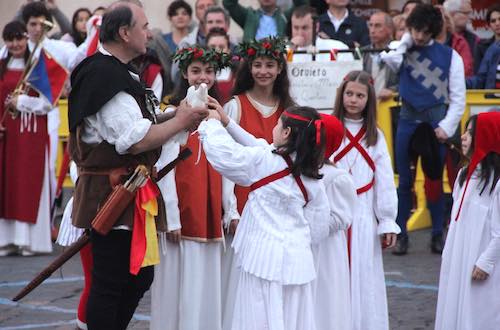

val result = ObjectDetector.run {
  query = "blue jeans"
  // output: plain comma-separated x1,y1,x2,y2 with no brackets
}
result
395,103,447,238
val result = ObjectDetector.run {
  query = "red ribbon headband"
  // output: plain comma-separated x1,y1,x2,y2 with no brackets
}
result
282,111,323,146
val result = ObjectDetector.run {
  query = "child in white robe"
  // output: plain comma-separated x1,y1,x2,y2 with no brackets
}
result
200,105,335,330
435,112,500,330
313,114,357,330
332,70,400,330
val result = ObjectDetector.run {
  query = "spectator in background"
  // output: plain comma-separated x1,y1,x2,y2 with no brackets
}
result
401,0,422,17
381,4,466,255
288,5,353,62
392,14,406,41
467,40,500,89
180,0,216,46
204,6,237,51
474,5,500,73
61,8,91,46
318,0,370,47
223,0,307,41
206,28,236,105
14,0,71,40
93,6,106,17
363,11,399,100
443,0,479,68
436,6,474,77
163,0,192,53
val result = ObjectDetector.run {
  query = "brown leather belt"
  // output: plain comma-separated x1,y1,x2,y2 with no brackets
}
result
79,166,157,187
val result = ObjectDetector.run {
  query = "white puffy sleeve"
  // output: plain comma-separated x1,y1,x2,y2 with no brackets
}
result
16,94,52,114
83,92,152,154
221,99,242,226
475,185,500,275
198,119,273,187
225,119,269,147
325,169,356,233
373,131,400,235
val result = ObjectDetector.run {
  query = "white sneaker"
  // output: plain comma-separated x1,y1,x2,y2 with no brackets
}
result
20,248,35,256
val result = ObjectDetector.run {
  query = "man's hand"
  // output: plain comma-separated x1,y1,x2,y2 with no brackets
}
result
434,126,448,143
378,88,394,101
166,229,181,243
4,94,18,110
472,266,489,281
175,100,208,131
228,219,239,235
290,36,306,49
381,233,397,249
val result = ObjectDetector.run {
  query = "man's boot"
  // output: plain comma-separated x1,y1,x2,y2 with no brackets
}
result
431,233,444,254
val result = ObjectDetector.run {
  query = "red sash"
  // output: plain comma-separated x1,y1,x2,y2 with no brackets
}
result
334,126,375,195
250,155,309,206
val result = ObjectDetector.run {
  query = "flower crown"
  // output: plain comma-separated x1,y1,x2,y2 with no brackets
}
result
173,46,232,73
236,37,287,62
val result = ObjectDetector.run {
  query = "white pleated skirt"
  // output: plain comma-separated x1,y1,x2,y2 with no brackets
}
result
231,270,316,330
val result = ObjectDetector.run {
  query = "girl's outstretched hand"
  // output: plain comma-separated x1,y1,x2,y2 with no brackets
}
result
381,233,397,249
207,95,230,127
166,229,181,244
472,266,489,281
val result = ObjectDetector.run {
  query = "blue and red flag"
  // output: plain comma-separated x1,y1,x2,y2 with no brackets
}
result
26,48,68,106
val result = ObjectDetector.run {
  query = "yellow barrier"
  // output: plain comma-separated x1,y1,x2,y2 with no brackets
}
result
377,89,499,231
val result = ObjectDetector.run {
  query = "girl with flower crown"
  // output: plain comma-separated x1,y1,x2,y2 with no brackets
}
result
332,70,400,330
201,102,332,330
220,37,296,329
435,112,500,330
149,46,231,330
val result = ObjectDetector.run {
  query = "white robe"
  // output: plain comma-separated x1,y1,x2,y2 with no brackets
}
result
435,171,500,330
199,118,331,330
313,164,356,330
331,118,400,330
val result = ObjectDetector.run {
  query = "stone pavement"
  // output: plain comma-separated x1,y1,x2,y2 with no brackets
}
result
0,229,440,330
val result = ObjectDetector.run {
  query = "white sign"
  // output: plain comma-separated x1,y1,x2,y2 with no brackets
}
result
288,60,363,111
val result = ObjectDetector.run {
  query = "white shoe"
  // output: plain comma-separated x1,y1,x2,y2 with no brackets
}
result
20,248,35,256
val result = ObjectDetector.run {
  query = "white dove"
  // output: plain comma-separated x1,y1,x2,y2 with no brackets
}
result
185,83,208,108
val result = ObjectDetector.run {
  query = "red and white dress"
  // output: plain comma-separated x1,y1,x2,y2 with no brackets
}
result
0,57,52,254
150,98,224,330
332,117,400,330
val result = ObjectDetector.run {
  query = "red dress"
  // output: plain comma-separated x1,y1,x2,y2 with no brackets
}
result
233,93,284,214
0,63,49,224
175,132,223,241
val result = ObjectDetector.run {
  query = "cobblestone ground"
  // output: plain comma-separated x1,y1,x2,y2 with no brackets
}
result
1,228,440,330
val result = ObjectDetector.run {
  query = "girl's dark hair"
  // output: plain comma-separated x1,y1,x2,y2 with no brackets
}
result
406,4,443,38
487,4,500,23
168,0,193,18
1,21,30,79
275,106,325,179
169,61,220,106
458,115,500,195
333,70,378,147
401,0,423,13
206,27,230,49
70,8,92,46
231,56,295,109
